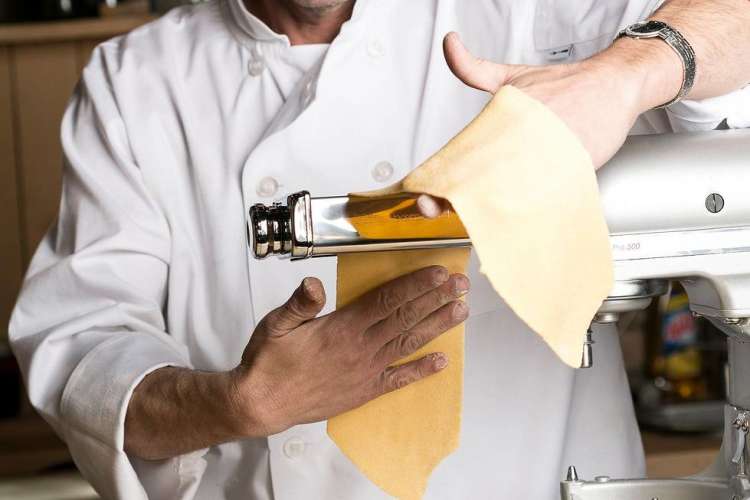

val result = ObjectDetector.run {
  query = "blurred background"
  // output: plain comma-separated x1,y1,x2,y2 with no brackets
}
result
0,0,730,498
0,2,203,498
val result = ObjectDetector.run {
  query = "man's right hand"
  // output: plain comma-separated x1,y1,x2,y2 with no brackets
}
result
231,266,470,437
124,266,469,460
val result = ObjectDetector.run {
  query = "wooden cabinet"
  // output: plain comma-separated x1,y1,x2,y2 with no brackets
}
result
0,16,152,343
0,45,21,347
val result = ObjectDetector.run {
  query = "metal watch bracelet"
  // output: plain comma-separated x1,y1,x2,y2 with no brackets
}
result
617,20,696,108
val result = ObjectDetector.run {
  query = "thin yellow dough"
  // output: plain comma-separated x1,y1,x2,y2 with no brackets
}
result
331,248,470,500
401,86,613,367
328,85,613,498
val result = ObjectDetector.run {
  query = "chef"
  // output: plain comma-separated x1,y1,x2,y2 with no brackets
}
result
9,0,750,498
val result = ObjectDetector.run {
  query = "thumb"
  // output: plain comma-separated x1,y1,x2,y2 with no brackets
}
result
263,277,326,336
443,32,513,94
416,194,450,219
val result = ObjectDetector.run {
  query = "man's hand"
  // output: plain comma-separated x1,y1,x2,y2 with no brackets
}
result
125,267,469,460
415,31,683,219
423,0,750,218
442,32,661,169
231,267,470,436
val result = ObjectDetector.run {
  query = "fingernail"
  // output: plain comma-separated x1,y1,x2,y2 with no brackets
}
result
432,353,448,369
433,267,450,284
453,276,470,297
452,301,469,320
302,277,321,301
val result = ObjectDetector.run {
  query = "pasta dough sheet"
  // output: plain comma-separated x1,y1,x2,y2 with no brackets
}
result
331,248,470,500
328,85,613,499
365,85,613,367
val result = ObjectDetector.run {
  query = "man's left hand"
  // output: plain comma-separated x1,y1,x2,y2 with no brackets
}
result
416,31,679,218
443,32,653,167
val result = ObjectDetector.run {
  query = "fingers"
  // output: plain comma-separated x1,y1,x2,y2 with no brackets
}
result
376,353,449,396
261,277,326,336
443,31,509,93
375,300,469,367
370,273,469,343
351,266,450,326
416,194,451,219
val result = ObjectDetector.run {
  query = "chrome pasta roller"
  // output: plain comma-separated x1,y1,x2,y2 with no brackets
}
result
249,130,750,499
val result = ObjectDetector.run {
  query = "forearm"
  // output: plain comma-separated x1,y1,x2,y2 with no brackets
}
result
124,366,256,460
599,0,750,112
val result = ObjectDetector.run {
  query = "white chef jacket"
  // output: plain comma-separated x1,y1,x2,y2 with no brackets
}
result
9,0,750,499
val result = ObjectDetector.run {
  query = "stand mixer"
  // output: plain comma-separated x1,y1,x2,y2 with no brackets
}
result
248,129,750,499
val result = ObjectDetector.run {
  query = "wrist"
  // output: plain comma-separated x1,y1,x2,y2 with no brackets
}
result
224,367,283,438
597,36,684,113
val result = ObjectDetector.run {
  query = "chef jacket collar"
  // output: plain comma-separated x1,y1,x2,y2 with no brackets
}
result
226,0,372,46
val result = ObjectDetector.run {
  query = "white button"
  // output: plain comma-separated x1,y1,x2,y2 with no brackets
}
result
256,176,278,197
371,161,394,182
248,57,265,76
283,437,306,459
367,39,386,58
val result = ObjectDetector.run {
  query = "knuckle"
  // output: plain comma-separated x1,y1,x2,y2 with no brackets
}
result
437,286,455,305
423,266,448,286
413,360,429,378
395,304,419,330
394,375,410,390
354,329,372,352
397,333,423,357
384,369,412,391
366,357,384,377
255,316,270,332
375,289,400,316
439,307,458,330
406,333,424,354
258,313,281,335
283,300,304,320
452,301,469,321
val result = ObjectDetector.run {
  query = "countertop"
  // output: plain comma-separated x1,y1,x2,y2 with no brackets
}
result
643,430,722,478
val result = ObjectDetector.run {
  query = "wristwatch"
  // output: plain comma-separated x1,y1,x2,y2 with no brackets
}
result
616,20,696,108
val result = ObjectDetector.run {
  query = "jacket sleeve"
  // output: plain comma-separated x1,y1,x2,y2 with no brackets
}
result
665,84,750,131
9,46,206,500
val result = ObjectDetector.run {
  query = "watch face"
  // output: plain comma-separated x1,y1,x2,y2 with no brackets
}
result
628,20,667,36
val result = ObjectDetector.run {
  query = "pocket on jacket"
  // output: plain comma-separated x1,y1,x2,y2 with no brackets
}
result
533,0,661,61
